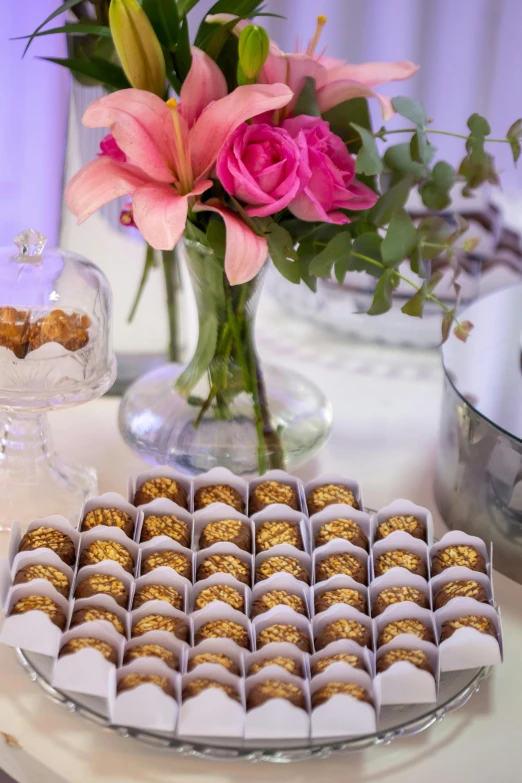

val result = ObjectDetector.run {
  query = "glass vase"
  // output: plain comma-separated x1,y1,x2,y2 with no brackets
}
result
119,238,332,476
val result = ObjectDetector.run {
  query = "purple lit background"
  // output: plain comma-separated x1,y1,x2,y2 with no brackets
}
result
2,0,522,251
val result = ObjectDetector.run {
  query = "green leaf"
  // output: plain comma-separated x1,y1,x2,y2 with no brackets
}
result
323,98,372,153
22,0,85,56
432,161,455,190
142,0,179,50
195,0,262,46
383,143,424,179
507,119,522,164
467,113,490,137
426,270,444,294
410,129,434,165
267,223,301,284
410,246,428,278
420,181,451,211
334,257,352,285
351,233,384,278
508,138,521,164
441,309,456,344
39,56,130,90
205,16,242,60
401,283,427,318
309,233,352,278
13,23,112,40
463,236,480,253
174,14,192,82
128,244,157,323
381,208,418,266
177,0,200,15
293,77,321,118
392,96,427,127
176,316,219,395
206,219,227,258
367,270,397,315
416,216,454,259
368,172,415,226
351,123,383,176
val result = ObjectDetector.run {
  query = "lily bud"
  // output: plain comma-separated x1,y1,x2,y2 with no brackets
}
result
109,0,166,97
238,24,270,80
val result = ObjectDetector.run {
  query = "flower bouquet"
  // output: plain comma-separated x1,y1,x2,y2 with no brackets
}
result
26,0,521,474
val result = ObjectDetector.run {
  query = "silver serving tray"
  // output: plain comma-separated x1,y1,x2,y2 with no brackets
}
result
16,648,490,762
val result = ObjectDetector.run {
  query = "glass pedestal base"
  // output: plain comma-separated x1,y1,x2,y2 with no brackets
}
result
118,363,333,476
0,413,97,532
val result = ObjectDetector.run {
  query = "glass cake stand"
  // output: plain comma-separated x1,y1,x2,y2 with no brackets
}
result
15,649,490,762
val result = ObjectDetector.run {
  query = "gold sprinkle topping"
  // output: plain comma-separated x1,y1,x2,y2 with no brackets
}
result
123,644,178,669
132,614,188,639
201,519,244,542
248,656,302,677
307,484,358,513
311,653,362,675
312,682,369,708
256,555,308,582
133,584,183,610
141,515,190,545
189,652,238,673
11,594,62,619
19,527,75,563
195,619,249,647
319,618,369,646
256,520,302,551
82,507,133,533
257,623,309,650
60,638,115,662
73,607,125,635
316,552,365,581
135,477,186,506
379,618,433,646
315,518,367,548
14,564,69,594
434,580,486,609
315,588,366,612
247,679,303,707
75,574,127,601
377,515,425,540
254,589,305,614
197,554,250,583
194,584,244,611
432,545,485,573
375,550,425,575
251,481,298,508
142,550,191,576
80,540,134,572
441,614,496,638
194,484,244,511
183,678,238,701
374,585,428,612
118,673,174,696
377,648,431,673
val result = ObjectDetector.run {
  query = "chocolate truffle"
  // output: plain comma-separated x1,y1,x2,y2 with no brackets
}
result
123,643,178,670
315,618,371,650
376,514,425,541
247,679,305,710
188,652,239,674
315,518,368,551
141,550,192,580
248,656,303,677
316,552,366,584
18,527,75,566
182,678,239,702
257,623,310,652
374,550,427,579
14,564,70,597
311,652,365,676
132,613,189,641
312,682,371,709
132,584,184,610
307,484,359,516
431,545,487,575
440,614,497,642
255,520,303,552
194,484,244,512
199,519,251,552
372,585,429,617
255,555,309,584
60,637,117,664
140,515,190,547
433,579,488,610
314,587,366,615
82,507,134,537
196,554,250,585
194,584,245,612
79,540,134,573
251,589,306,617
194,619,249,648
134,477,188,509
75,573,129,608
377,648,432,674
249,481,299,513
29,310,90,352
11,594,66,629
71,606,125,635
117,673,175,697
0,306,30,358
378,618,434,647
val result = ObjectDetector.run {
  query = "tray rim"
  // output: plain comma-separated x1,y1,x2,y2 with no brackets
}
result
15,647,490,762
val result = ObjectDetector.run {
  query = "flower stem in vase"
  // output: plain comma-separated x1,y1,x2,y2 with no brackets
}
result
162,248,181,363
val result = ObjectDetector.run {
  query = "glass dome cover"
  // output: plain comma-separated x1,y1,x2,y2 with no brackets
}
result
0,228,115,408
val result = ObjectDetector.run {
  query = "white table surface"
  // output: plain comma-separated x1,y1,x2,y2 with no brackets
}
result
0,300,521,782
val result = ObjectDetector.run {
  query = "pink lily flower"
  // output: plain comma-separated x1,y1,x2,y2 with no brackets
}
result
65,46,293,284
206,14,418,120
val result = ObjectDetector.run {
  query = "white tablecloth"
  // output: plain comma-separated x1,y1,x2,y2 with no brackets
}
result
1,300,520,782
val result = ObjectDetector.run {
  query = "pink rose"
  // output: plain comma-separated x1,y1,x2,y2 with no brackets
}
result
216,123,310,217
282,116,378,224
